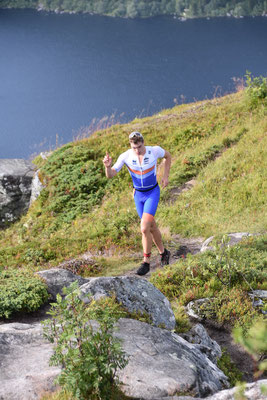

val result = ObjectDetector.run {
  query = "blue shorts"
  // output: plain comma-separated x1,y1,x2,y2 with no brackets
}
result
134,185,160,219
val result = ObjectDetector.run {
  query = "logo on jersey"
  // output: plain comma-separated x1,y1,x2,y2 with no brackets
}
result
148,151,151,154
132,160,137,164
144,157,149,164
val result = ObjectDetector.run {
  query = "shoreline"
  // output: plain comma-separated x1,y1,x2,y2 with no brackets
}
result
1,6,267,20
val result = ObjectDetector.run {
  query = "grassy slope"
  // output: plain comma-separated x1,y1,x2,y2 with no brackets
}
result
0,90,266,273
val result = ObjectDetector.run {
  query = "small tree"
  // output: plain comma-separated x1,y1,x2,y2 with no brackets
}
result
42,282,128,400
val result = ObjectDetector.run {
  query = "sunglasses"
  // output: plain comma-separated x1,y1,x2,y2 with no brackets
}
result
129,131,143,140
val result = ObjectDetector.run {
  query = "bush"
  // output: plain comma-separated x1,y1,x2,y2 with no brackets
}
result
42,282,128,400
245,72,267,108
0,269,49,318
38,143,108,224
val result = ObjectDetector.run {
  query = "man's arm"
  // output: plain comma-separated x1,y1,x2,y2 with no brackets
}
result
103,152,117,178
161,150,171,188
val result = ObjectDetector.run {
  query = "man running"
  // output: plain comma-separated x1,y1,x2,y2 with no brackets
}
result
103,131,171,275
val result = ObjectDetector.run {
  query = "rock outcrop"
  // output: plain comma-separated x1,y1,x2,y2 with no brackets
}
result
181,323,222,364
79,275,176,330
0,319,229,400
0,323,60,400
0,159,34,227
115,319,229,399
37,269,176,329
37,268,88,299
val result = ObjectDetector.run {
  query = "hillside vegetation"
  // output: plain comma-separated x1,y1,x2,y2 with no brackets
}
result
0,76,266,400
0,75,266,337
1,0,266,18
0,77,266,274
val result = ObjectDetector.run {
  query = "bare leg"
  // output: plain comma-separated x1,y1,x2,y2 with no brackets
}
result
141,214,165,262
150,219,164,254
140,215,153,263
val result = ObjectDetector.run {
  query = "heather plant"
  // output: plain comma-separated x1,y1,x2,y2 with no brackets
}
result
42,282,128,400
0,269,49,318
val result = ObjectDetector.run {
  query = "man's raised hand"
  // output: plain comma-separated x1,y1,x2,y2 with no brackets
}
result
103,151,112,168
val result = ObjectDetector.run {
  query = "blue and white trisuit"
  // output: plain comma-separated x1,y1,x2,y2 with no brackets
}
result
113,145,165,219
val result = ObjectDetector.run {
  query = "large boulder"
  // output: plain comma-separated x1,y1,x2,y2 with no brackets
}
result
115,319,229,399
79,276,176,330
37,268,88,299
0,159,35,227
0,323,60,400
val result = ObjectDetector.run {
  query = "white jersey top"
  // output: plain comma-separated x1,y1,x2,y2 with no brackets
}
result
113,145,165,191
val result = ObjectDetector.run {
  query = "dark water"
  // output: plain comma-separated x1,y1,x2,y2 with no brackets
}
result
0,9,266,159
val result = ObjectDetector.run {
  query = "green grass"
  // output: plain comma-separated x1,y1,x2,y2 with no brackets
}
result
0,88,266,272
150,234,267,331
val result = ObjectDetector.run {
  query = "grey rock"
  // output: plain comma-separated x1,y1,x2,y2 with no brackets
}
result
201,232,253,252
186,298,214,321
0,318,229,400
0,323,60,400
30,170,44,205
153,397,200,400
37,268,88,299
205,379,267,400
0,159,34,227
116,319,229,399
79,276,176,330
39,152,52,160
249,290,267,315
249,290,267,299
181,323,221,364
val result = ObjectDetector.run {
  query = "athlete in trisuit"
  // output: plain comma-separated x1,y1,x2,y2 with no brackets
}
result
103,131,171,276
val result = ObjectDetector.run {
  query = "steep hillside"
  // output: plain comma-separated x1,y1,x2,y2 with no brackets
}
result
1,0,266,18
0,80,266,274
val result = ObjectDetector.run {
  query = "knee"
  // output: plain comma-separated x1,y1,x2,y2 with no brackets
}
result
140,220,152,235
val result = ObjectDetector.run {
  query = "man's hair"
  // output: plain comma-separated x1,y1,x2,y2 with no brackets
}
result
129,131,144,144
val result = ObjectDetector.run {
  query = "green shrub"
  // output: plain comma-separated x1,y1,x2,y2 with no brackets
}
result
0,269,49,318
245,71,267,108
42,282,128,400
38,143,108,224
200,287,259,331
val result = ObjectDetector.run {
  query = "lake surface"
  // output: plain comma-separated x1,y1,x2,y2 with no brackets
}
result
0,9,266,159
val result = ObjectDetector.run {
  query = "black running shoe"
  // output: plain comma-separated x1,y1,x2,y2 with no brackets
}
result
136,262,150,276
160,248,171,267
